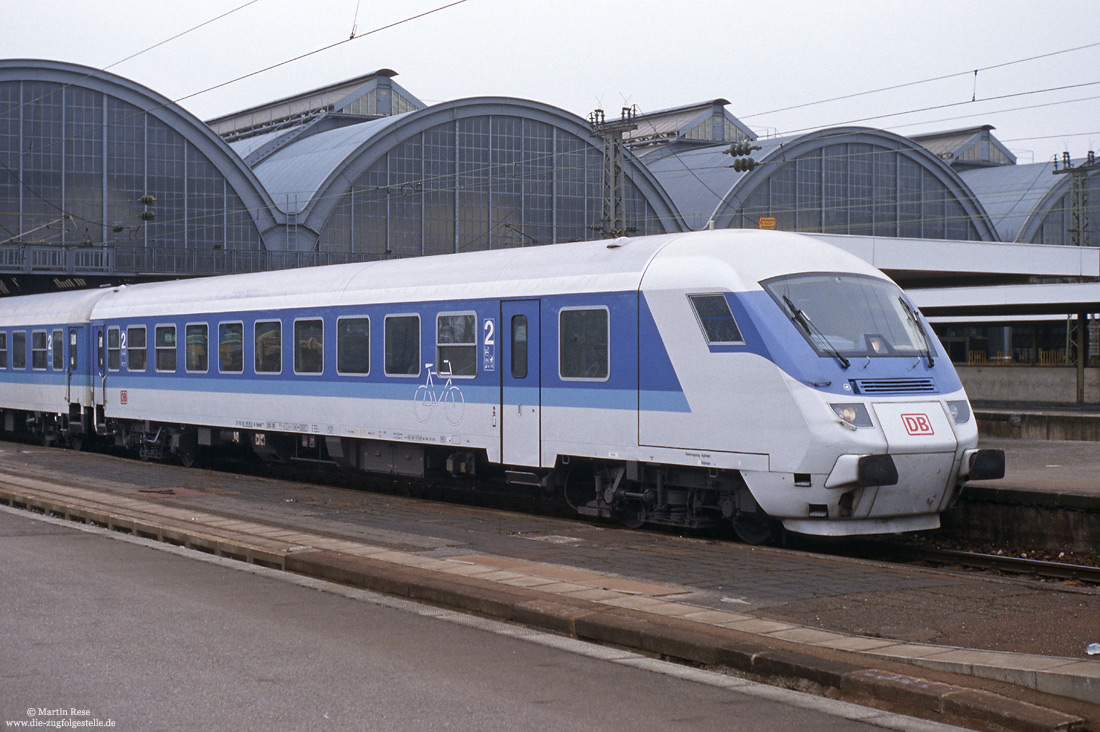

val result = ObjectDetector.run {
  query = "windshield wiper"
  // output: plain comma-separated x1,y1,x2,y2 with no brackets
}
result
898,297,934,367
782,295,850,369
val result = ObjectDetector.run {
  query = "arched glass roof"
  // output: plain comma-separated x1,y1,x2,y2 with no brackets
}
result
647,126,998,241
250,97,684,255
962,160,1100,246
250,114,408,215
0,59,277,265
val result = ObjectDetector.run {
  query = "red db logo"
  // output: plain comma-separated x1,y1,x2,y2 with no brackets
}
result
902,413,933,436
120,390,128,405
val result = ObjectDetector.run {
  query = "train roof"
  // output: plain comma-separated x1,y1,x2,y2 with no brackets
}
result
0,287,117,327
76,230,888,320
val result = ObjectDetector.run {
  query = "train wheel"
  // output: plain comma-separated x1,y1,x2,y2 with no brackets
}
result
178,444,199,468
69,434,85,452
177,430,200,468
733,514,772,545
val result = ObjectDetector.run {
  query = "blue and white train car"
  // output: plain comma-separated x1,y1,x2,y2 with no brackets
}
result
0,230,1003,539
0,288,110,447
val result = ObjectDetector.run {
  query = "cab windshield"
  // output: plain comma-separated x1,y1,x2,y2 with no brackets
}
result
762,272,934,362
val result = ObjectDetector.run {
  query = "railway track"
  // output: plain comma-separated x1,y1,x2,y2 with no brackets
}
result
8,434,1100,588
853,541,1100,585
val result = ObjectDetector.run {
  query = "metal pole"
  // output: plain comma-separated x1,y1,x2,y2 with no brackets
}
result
1077,311,1087,404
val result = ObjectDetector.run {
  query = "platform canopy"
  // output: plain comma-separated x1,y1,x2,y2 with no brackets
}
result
911,282,1100,317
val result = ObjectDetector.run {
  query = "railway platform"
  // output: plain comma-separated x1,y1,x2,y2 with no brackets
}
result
949,427,1100,553
976,404,1100,444
0,440,1097,731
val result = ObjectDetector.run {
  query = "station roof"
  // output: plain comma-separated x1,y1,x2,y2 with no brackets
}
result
646,126,998,239
813,233,1100,320
0,59,279,237
645,146,732,230
959,159,1061,243
910,125,1016,170
806,233,1100,287
206,69,423,141
911,281,1100,317
625,99,755,153
249,114,409,215
245,96,685,235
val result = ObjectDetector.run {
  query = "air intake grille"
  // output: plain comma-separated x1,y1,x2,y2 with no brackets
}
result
851,378,937,395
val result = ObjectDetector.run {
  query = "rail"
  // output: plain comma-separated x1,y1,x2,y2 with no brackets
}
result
852,541,1100,585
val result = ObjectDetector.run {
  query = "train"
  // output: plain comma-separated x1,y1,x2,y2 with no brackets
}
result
0,229,1003,542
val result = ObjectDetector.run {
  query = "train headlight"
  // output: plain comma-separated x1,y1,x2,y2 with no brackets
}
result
830,403,872,428
946,400,971,424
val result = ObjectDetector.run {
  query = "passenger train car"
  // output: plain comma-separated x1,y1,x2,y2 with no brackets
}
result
0,230,1003,541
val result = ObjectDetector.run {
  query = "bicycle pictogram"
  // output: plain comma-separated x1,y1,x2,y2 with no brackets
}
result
414,361,465,425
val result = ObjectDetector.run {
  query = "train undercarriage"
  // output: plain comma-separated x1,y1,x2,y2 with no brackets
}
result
2,409,778,544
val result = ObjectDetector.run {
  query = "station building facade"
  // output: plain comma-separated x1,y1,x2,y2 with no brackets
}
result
0,59,1096,378
0,59,277,289
4,60,1096,271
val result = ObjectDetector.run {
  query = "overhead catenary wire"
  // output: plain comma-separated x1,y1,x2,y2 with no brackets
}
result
170,0,471,108
773,79,1100,138
4,0,265,122
741,39,1100,120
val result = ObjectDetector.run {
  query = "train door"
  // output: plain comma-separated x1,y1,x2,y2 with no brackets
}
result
92,323,106,411
66,326,81,404
500,300,541,467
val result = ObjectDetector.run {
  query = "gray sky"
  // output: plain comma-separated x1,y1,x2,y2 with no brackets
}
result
6,0,1098,164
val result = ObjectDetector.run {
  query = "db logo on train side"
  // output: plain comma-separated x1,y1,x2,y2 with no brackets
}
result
901,413,933,436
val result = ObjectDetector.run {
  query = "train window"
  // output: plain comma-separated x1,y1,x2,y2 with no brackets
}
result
254,321,281,374
69,331,77,370
32,331,48,370
155,325,177,372
106,327,121,371
511,315,528,379
52,329,64,370
763,272,936,360
688,294,744,345
186,324,209,373
337,317,369,375
384,315,420,377
127,326,147,371
219,322,243,373
436,313,476,378
12,332,26,369
559,307,609,381
294,319,323,374
0,332,6,369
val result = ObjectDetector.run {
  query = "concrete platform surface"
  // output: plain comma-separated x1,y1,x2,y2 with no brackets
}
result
970,437,1100,497
0,440,1097,731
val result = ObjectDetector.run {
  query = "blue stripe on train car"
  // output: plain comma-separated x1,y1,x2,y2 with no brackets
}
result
98,290,694,415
